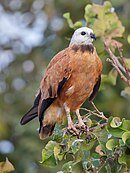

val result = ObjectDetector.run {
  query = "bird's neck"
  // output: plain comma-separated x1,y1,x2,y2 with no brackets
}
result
70,44,94,53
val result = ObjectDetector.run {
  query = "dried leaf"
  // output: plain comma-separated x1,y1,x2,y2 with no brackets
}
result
95,145,104,155
0,158,15,173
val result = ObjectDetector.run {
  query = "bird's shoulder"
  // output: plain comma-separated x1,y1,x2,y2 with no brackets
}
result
47,48,71,70
40,47,72,99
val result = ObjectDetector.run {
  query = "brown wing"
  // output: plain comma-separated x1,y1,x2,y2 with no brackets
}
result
38,48,72,130
40,48,72,99
20,48,72,127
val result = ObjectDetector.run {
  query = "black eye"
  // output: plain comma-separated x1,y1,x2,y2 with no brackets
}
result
81,31,86,35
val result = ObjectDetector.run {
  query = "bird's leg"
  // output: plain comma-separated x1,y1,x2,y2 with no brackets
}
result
75,109,86,129
91,102,108,120
64,104,78,135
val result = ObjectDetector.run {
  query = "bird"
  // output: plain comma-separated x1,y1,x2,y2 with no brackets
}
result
20,27,102,140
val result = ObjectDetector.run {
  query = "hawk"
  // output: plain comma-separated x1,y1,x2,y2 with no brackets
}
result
20,27,102,139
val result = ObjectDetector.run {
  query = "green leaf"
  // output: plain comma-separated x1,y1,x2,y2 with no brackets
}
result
85,118,92,127
84,139,96,151
82,150,91,161
101,69,118,87
92,153,100,167
71,139,84,154
84,4,95,25
41,141,57,167
110,117,122,128
62,161,74,173
106,139,119,150
52,125,63,142
74,150,90,164
93,126,108,144
118,154,126,165
63,13,74,29
127,34,130,44
74,150,83,164
54,143,61,162
84,1,124,49
107,117,124,138
67,136,77,151
107,126,124,138
120,119,130,131
41,155,56,168
73,21,82,29
63,13,82,29
0,158,15,173
126,154,130,167
122,132,130,148
82,161,92,171
108,69,118,86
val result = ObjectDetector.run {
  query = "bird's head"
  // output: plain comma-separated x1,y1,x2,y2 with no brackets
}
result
70,27,96,46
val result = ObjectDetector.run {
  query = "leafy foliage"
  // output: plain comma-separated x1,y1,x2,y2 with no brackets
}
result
40,1,130,173
41,117,130,172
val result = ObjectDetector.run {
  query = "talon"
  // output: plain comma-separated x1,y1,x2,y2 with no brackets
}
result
76,123,86,130
75,109,88,130
67,124,79,136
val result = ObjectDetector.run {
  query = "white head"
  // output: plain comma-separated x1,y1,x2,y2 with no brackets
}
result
70,27,96,46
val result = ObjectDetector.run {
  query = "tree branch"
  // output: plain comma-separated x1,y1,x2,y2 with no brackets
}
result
104,42,130,86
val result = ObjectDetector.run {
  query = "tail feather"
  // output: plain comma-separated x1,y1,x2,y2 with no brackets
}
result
20,90,41,125
39,124,55,140
20,106,38,125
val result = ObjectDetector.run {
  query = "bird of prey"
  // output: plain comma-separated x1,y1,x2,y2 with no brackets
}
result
20,27,102,139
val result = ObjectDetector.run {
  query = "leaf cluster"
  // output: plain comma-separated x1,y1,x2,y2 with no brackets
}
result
41,117,130,172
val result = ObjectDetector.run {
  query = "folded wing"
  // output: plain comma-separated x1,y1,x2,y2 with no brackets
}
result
20,48,72,129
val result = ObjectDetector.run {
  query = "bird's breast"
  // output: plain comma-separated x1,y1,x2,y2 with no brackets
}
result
58,48,102,111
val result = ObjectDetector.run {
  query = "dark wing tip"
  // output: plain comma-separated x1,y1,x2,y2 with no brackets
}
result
20,118,25,125
20,89,41,125
89,76,101,102
20,106,38,125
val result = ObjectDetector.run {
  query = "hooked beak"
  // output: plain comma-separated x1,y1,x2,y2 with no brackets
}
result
90,33,96,40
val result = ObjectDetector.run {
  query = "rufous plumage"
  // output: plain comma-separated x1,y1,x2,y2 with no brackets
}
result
20,27,102,139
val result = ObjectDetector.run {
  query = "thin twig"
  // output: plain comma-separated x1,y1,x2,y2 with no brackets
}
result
91,102,108,120
89,122,107,131
118,47,130,84
80,103,108,120
80,108,105,119
104,42,130,86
